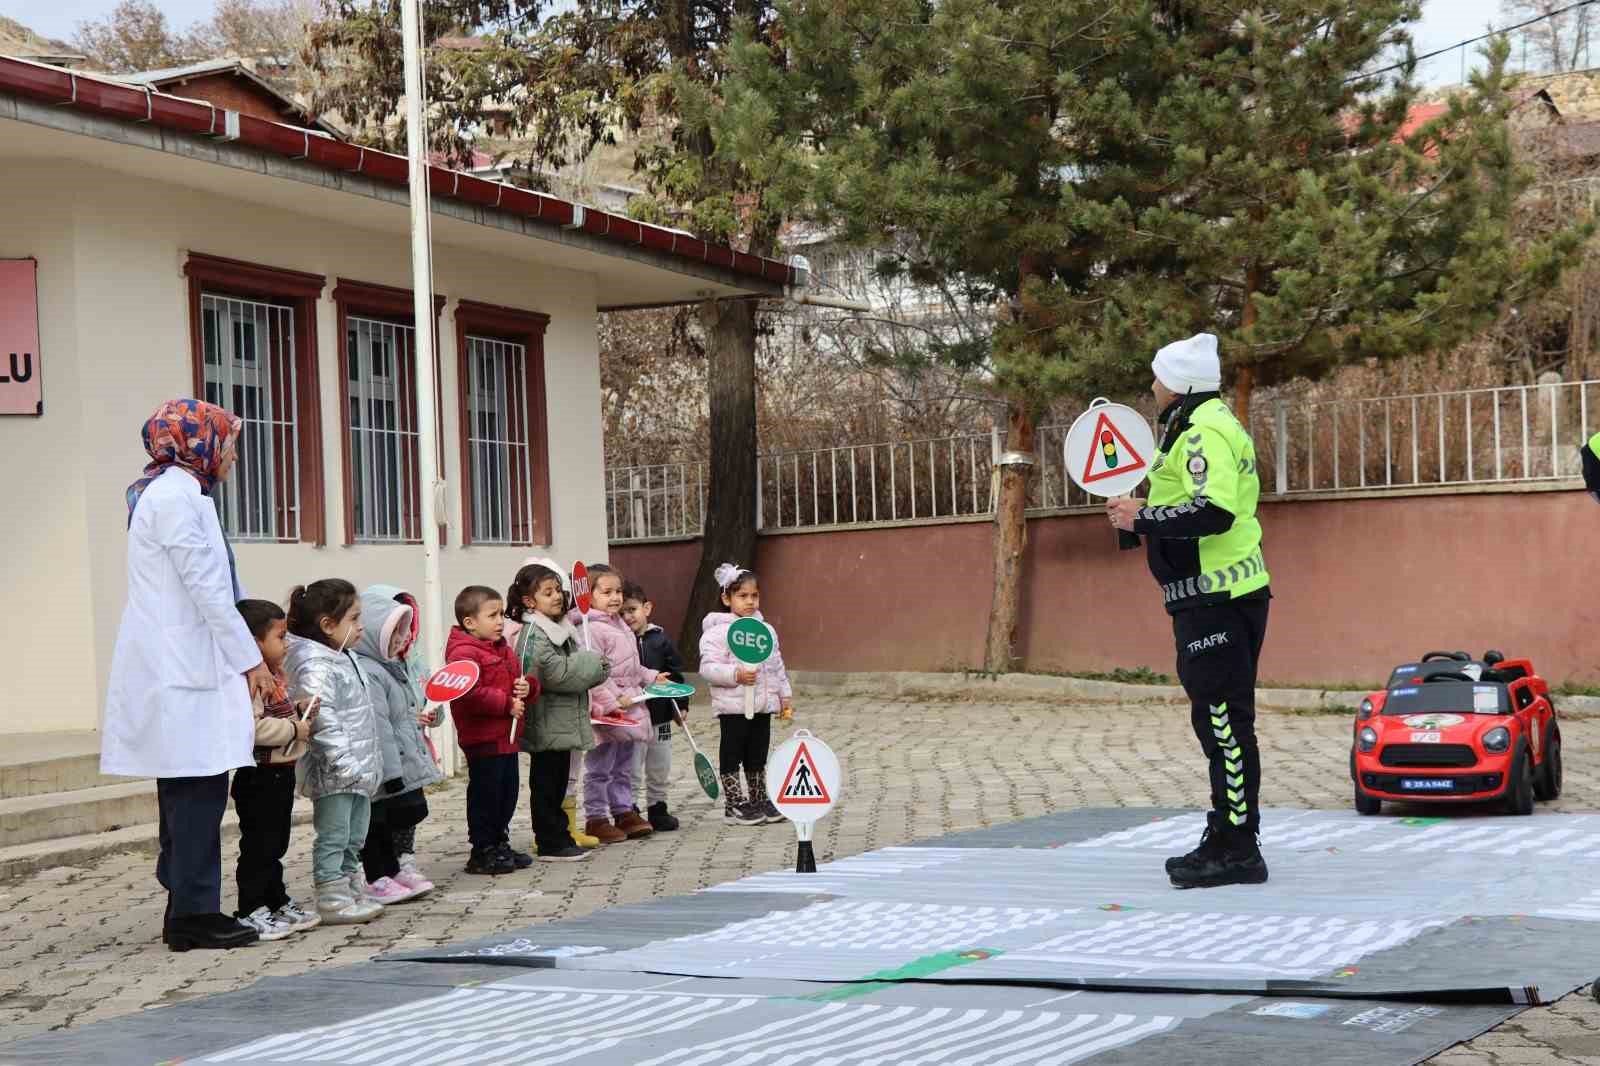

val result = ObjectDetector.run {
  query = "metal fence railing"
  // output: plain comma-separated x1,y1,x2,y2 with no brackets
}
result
605,379,1599,543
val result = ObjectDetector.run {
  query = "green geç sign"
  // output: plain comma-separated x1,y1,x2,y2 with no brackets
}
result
728,616,774,666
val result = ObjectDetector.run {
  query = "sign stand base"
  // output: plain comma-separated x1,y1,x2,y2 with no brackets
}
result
793,819,817,873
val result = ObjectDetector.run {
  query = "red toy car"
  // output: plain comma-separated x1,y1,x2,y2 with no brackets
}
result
1350,650,1562,815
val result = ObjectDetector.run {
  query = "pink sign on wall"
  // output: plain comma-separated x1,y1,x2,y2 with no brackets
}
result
0,259,41,416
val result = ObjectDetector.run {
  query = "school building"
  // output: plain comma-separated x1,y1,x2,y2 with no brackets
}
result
0,55,797,737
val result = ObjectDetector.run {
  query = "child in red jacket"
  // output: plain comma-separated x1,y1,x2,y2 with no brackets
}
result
446,585,539,876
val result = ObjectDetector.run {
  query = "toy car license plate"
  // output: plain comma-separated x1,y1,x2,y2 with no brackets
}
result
1400,778,1455,792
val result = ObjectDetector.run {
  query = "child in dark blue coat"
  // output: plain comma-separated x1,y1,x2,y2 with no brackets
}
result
622,582,686,830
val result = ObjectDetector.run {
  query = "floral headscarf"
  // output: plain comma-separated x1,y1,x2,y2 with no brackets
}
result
125,398,242,524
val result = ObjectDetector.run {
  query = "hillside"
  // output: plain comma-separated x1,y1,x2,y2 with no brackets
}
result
0,15,75,58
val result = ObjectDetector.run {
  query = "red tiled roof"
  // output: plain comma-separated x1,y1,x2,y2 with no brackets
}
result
0,56,796,288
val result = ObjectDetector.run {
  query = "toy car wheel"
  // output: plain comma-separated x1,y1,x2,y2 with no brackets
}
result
1354,780,1382,816
1534,727,1563,802
1504,745,1535,816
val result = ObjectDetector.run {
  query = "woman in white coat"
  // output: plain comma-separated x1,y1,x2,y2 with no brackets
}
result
102,399,276,952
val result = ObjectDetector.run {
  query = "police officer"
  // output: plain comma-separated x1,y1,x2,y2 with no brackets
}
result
1108,333,1271,889
1583,429,1600,503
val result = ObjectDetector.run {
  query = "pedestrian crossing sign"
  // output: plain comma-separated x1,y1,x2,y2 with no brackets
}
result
766,730,843,825
777,742,832,804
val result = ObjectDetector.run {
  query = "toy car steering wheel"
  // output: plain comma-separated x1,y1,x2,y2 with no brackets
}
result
1423,670,1475,683
1421,651,1471,663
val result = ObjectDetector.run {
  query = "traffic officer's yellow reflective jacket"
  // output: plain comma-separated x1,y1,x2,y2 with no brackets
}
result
1583,429,1600,502
1133,393,1271,614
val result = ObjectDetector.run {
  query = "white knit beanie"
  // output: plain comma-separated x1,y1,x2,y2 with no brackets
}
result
1152,333,1222,395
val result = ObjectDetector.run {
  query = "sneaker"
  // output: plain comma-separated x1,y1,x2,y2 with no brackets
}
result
363,876,421,905
537,845,590,863
724,801,765,826
1169,831,1269,889
392,867,435,899
498,844,534,869
613,809,655,840
237,905,295,942
316,880,382,924
584,817,627,845
758,798,784,824
1165,826,1218,875
465,847,515,875
275,899,321,933
646,801,680,832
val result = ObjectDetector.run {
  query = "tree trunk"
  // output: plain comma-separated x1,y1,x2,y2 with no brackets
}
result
983,400,1035,674
678,297,760,668
1236,265,1262,428
1234,365,1255,429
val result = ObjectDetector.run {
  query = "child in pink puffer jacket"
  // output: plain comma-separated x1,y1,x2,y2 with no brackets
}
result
700,563,793,827
570,563,665,845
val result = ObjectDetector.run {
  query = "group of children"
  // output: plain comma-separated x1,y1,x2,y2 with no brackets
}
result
223,558,794,935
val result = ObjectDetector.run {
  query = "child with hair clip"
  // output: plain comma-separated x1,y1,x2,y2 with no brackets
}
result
284,579,385,925
570,563,669,844
508,562,612,861
700,563,794,826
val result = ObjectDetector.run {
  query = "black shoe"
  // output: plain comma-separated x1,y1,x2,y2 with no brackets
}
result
1169,832,1268,889
465,848,515,875
499,843,534,869
1164,826,1219,875
537,845,590,863
166,912,260,952
647,801,680,832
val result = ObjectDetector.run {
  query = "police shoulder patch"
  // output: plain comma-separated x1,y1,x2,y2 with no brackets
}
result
1186,454,1208,477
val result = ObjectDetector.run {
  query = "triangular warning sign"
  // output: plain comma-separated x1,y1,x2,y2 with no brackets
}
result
1081,411,1147,484
776,741,832,805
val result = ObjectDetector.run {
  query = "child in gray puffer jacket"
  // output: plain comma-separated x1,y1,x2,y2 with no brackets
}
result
353,585,446,902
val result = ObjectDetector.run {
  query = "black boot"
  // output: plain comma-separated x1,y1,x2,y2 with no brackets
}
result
1165,826,1217,875
166,912,260,952
1169,827,1268,889
647,801,680,831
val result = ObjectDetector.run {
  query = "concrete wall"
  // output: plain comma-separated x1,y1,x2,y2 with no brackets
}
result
614,489,1599,688
2,160,611,733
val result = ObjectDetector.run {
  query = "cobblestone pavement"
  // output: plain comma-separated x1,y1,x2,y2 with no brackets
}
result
3,695,1599,1063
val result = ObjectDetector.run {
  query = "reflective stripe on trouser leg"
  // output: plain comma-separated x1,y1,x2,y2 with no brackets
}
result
1210,702,1249,828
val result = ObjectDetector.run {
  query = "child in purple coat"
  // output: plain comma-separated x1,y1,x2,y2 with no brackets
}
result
570,563,667,844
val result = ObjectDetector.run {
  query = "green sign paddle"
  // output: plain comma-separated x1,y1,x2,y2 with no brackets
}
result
728,616,774,719
643,681,695,700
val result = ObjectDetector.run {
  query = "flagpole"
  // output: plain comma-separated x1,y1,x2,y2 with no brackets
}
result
401,0,453,776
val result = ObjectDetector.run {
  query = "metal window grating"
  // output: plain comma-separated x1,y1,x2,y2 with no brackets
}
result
200,292,299,541
347,315,421,542
465,334,536,544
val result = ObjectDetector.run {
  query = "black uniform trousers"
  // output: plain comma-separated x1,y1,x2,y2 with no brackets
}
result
230,764,297,916
1172,596,1270,836
157,772,230,920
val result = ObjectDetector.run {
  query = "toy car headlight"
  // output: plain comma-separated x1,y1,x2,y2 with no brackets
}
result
1482,727,1511,754
1359,698,1375,720
1358,726,1378,752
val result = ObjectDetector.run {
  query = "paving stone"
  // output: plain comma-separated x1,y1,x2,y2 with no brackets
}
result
0,696,1597,1063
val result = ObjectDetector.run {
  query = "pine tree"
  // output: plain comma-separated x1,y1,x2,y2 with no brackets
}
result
722,0,1586,672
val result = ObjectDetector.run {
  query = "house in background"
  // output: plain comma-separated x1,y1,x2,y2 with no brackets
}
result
0,55,798,738
108,56,343,137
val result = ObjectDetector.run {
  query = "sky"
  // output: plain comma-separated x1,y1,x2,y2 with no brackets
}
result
4,0,1514,85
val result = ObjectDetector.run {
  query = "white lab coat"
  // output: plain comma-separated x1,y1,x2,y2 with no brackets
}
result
101,467,262,778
